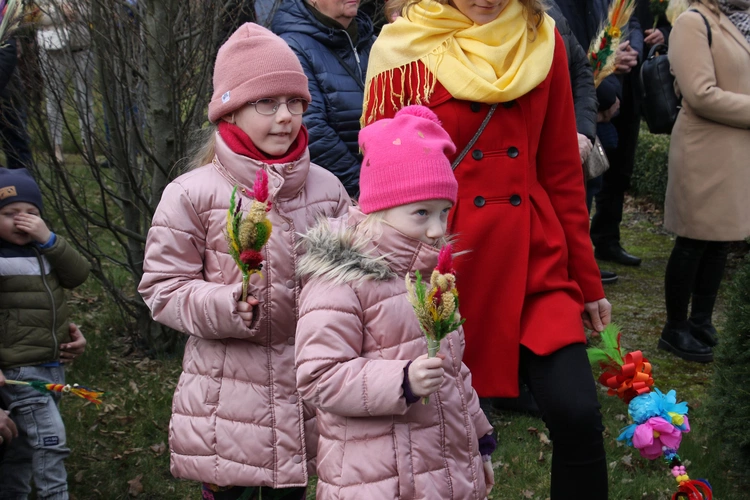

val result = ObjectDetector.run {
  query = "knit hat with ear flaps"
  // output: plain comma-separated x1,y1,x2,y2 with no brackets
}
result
208,23,312,123
0,168,43,212
358,105,458,214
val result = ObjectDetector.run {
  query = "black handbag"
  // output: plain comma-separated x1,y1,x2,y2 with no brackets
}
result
641,43,678,135
640,11,712,135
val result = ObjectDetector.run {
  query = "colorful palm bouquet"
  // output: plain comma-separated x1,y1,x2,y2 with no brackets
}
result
226,170,273,301
588,0,636,87
5,379,104,405
405,244,465,404
587,325,712,500
0,0,23,44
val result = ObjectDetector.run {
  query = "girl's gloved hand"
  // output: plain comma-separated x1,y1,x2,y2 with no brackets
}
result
407,353,445,397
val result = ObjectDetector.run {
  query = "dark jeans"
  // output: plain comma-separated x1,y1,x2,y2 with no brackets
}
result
586,175,603,213
665,237,730,322
518,344,608,499
0,94,33,170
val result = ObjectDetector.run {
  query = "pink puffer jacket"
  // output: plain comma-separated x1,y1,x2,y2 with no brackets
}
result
295,208,493,499
138,133,350,488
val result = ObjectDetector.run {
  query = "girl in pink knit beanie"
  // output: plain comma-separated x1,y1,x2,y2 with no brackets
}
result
294,105,496,499
139,23,350,500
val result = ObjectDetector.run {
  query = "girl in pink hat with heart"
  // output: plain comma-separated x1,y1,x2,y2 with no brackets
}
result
295,105,496,499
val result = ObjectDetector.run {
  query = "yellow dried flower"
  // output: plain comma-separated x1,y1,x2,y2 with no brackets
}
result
440,292,455,320
238,218,258,250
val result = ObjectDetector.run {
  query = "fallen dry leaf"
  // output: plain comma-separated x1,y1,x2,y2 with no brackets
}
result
538,432,551,446
129,380,139,395
537,451,545,462
127,474,144,496
150,442,167,455
526,427,538,435
74,470,86,483
522,489,534,498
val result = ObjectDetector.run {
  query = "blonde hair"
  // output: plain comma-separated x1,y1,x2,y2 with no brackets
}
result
185,125,217,172
386,0,546,35
668,0,718,21
359,206,451,248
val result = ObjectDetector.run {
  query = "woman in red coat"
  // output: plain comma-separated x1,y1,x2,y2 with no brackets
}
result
363,0,612,497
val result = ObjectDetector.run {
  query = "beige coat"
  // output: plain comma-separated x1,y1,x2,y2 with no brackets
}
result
666,4,750,241
139,134,350,488
295,208,493,499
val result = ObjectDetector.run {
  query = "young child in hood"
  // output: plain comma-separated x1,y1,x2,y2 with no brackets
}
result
295,106,496,500
138,23,350,500
0,167,90,499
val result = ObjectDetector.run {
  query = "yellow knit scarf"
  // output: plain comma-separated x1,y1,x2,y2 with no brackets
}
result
362,0,556,125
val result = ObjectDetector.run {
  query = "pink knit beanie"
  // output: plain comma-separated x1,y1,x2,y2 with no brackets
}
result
208,23,312,123
358,105,457,214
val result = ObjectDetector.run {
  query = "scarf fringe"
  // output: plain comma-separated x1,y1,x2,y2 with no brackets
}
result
362,48,446,126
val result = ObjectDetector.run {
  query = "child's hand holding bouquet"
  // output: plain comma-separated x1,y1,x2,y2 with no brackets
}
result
405,244,464,403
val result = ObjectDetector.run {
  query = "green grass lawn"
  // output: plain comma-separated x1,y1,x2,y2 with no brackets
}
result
57,196,747,499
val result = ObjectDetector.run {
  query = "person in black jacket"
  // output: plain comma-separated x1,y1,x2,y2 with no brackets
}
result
272,0,375,197
556,0,643,269
0,39,34,170
589,0,670,267
547,2,597,159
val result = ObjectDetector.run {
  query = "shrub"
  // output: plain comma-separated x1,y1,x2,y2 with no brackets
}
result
631,129,670,206
707,254,750,468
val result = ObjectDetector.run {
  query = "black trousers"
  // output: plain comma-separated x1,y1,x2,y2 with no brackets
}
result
519,343,608,499
591,73,641,249
665,237,730,322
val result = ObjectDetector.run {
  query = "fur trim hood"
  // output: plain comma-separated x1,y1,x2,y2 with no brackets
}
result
297,214,395,285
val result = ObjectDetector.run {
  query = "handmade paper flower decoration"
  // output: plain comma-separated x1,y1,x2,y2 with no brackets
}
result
587,326,711,499
5,379,104,405
587,324,654,403
618,416,686,460
628,388,689,431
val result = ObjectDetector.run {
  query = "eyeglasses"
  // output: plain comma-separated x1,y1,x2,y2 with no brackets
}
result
249,98,309,116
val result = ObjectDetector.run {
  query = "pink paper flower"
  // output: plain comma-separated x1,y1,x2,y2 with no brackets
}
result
632,417,683,460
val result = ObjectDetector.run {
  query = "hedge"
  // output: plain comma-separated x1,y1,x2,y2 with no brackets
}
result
631,128,670,207
707,254,750,469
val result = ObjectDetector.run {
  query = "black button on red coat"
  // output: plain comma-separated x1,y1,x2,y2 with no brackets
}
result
510,195,522,206
508,147,519,158
472,149,483,160
503,100,516,108
470,102,481,112
474,196,486,207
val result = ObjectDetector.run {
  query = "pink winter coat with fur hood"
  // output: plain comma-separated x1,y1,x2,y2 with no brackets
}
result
138,133,350,488
295,207,493,499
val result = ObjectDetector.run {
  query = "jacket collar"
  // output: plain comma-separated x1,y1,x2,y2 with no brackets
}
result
212,132,310,202
297,207,441,285
271,0,374,50
718,9,750,56
696,4,750,57
348,208,440,279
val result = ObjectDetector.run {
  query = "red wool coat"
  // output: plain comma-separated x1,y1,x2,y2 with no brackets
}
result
367,31,605,397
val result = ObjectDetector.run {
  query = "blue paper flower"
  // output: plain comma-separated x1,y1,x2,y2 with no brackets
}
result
628,392,660,424
653,388,689,429
617,423,637,446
